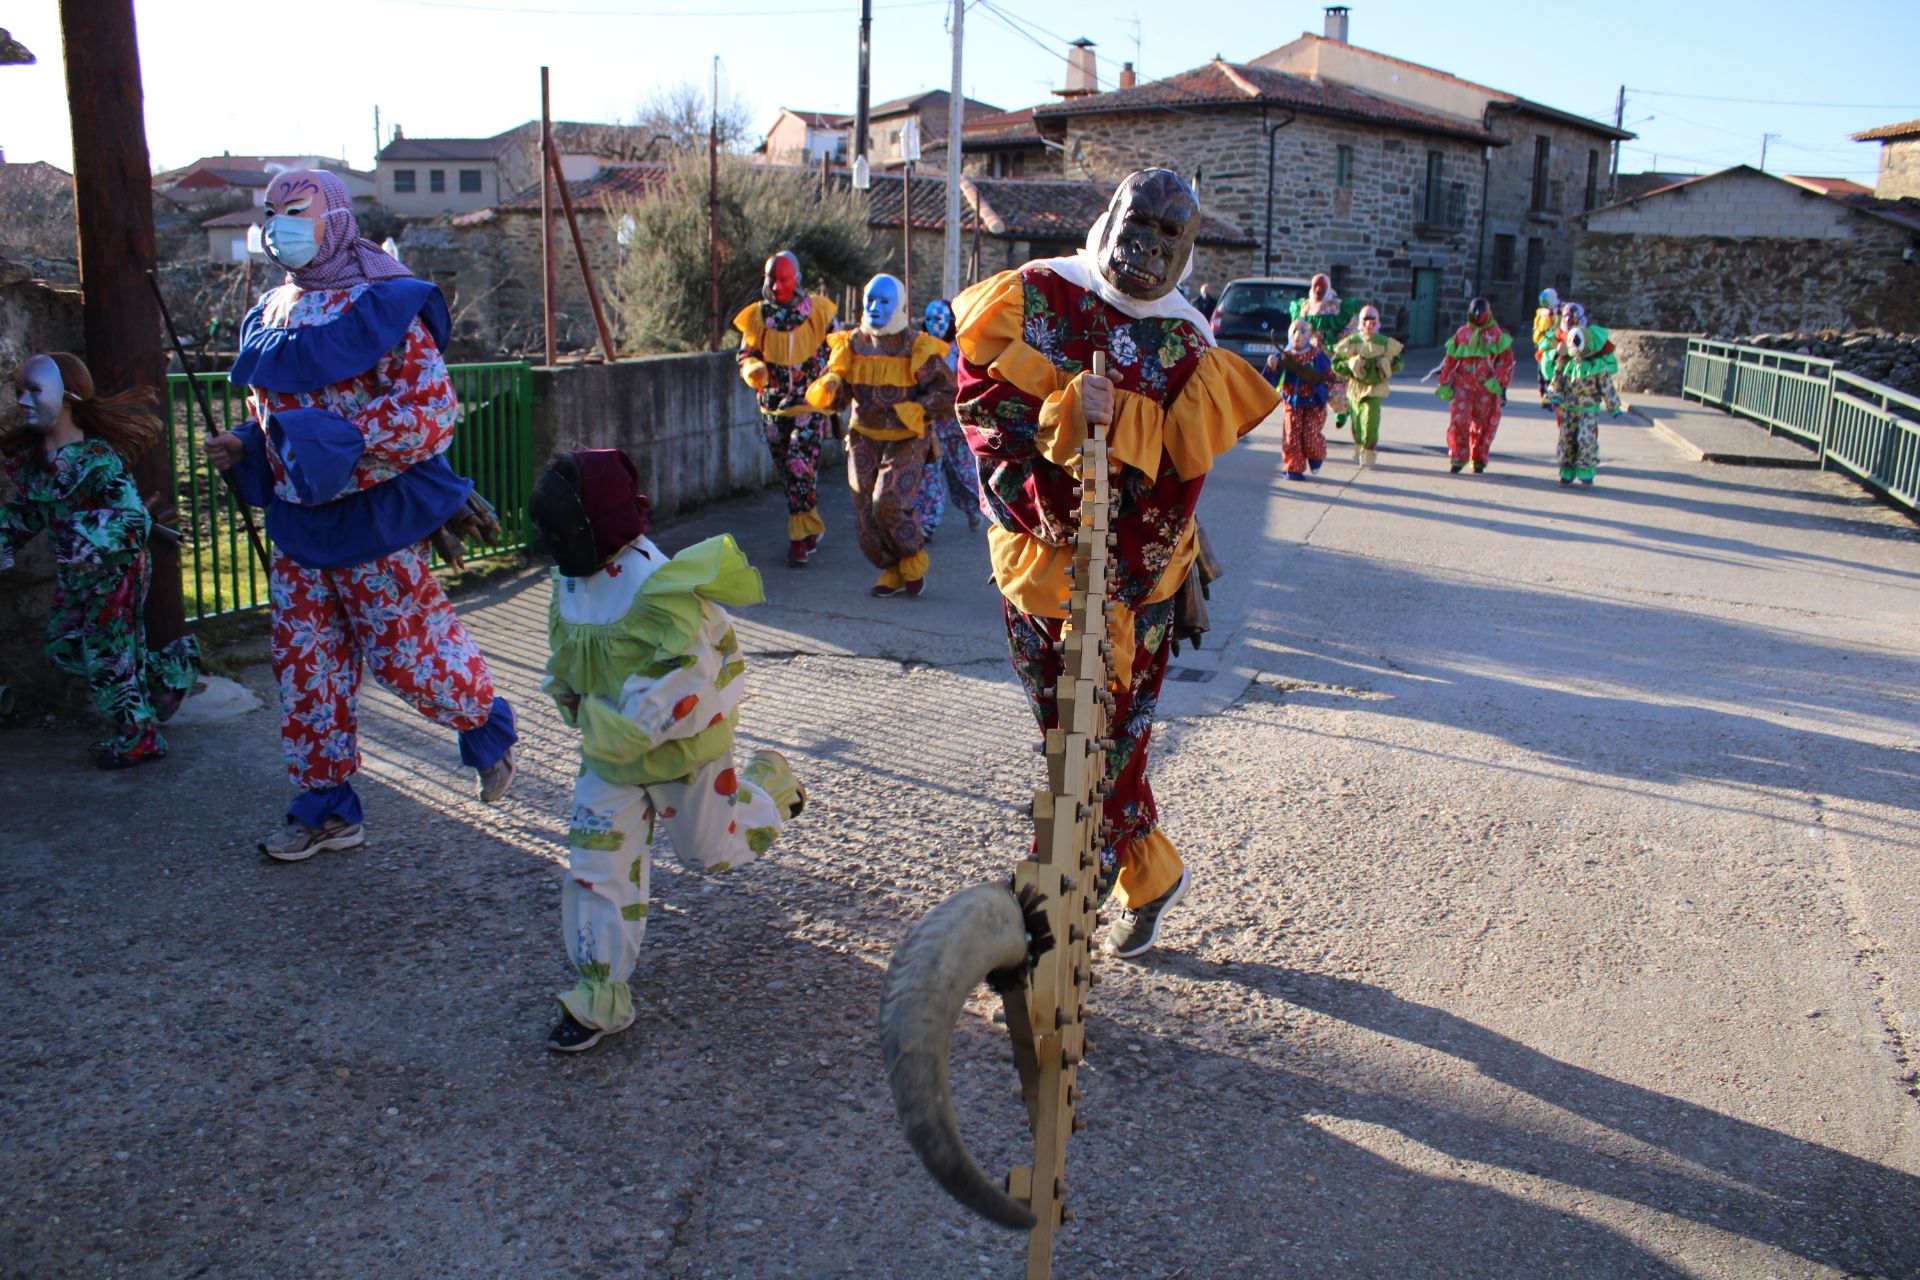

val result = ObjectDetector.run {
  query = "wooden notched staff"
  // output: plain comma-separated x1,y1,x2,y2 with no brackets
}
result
880,353,1115,1278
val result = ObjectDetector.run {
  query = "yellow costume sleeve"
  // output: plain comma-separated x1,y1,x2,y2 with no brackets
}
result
732,301,764,345
1160,348,1279,479
804,331,853,411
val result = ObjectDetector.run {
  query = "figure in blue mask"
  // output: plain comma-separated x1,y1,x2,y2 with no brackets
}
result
910,297,982,539
805,274,955,597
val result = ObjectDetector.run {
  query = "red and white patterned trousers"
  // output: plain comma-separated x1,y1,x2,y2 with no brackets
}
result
1446,385,1506,464
269,544,496,790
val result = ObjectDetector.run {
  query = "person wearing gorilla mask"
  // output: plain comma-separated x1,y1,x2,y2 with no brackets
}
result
953,169,1277,959
733,252,837,566
805,273,954,598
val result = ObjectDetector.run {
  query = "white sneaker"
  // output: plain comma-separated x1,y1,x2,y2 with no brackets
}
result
261,816,366,862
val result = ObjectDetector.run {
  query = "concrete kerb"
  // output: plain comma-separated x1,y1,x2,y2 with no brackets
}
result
1632,392,1823,468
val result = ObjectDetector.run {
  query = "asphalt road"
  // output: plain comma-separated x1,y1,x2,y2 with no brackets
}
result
4,374,1918,1279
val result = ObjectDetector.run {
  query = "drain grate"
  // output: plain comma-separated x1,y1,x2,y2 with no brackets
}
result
1166,667,1217,683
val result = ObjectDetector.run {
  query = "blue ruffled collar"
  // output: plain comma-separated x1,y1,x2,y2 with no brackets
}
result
230,277,450,394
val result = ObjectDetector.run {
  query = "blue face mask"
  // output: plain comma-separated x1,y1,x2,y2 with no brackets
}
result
863,275,903,330
923,300,954,340
263,215,320,270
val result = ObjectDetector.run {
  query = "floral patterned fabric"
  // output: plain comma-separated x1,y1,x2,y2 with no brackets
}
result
1436,320,1518,465
252,284,458,499
1281,403,1329,474
763,412,827,531
270,544,496,791
734,294,836,418
0,441,200,760
916,414,980,535
849,433,930,578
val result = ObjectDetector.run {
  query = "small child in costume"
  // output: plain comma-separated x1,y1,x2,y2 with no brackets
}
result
1543,302,1624,487
1265,319,1334,479
1,353,199,767
532,448,805,1053
1329,305,1404,468
1531,287,1562,403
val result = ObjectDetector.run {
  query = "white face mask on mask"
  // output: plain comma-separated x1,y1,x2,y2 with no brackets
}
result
263,215,321,269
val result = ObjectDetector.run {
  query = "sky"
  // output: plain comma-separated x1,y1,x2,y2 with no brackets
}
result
2,0,1917,183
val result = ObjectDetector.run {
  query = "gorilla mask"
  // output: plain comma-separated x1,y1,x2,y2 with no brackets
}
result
863,274,905,333
764,251,802,306
1097,169,1200,303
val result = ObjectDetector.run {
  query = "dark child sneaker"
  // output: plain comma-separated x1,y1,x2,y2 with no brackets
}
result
1472,460,1487,473
547,1012,611,1054
478,746,517,805
1449,459,1466,473
261,816,366,862
1102,866,1191,959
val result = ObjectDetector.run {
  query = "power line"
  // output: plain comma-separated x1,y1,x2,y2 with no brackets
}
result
1627,87,1920,110
378,0,941,14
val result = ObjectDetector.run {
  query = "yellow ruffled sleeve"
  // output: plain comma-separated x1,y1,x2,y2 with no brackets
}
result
954,270,1024,367
732,301,763,345
1161,347,1280,480
804,330,853,411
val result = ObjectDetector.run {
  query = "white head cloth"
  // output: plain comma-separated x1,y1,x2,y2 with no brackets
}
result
1028,209,1215,347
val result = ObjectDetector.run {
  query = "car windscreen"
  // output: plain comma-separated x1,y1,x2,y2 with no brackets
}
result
1217,283,1307,324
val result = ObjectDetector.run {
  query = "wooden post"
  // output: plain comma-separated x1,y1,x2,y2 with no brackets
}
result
543,126,618,363
60,0,183,647
708,55,721,352
539,67,558,366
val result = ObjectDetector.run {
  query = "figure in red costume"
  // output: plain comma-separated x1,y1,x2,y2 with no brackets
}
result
1433,295,1517,474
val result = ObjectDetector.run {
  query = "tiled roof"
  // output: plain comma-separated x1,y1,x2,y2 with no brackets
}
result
869,90,1002,120
173,167,273,188
836,171,982,232
0,160,72,197
782,108,849,129
969,176,1255,247
379,137,505,162
954,108,1043,149
498,162,669,211
1583,164,1920,235
1032,60,1499,144
1851,119,1920,142
1613,171,1695,201
1784,175,1872,197
199,208,262,228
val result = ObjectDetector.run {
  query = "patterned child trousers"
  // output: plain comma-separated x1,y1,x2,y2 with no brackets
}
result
848,433,930,583
763,413,826,542
1281,403,1329,474
1446,386,1506,464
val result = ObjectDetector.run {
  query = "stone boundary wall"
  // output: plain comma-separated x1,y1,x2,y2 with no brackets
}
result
1734,330,1920,397
530,352,776,523
1608,329,1696,396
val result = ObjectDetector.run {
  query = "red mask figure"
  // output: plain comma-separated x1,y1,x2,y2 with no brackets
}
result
1468,296,1493,327
764,252,802,306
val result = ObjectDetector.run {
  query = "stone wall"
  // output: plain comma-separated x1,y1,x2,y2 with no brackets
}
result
0,264,87,712
1735,330,1920,397
1061,105,1485,336
1572,219,1920,335
529,352,773,523
1606,329,1695,396
1875,137,1920,200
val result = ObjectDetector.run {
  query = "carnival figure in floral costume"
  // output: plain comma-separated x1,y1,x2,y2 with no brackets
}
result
912,298,983,537
734,251,837,566
2,353,199,767
1543,302,1624,486
1433,296,1517,473
806,274,954,598
1330,304,1404,467
533,448,804,1053
1290,272,1362,430
206,169,517,860
955,169,1277,959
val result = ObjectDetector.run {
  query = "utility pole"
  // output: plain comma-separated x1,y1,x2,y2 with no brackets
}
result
709,55,721,351
854,0,872,184
539,67,557,366
373,105,381,165
942,0,965,296
60,0,183,648
1760,132,1780,172
1609,84,1624,203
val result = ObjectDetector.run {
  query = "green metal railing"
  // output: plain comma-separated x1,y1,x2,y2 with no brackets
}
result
162,361,535,622
1681,339,1920,516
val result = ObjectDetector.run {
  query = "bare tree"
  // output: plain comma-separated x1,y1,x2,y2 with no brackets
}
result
631,81,757,157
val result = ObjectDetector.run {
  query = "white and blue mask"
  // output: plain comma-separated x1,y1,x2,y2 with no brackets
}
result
862,274,906,334
923,299,955,342
263,215,321,270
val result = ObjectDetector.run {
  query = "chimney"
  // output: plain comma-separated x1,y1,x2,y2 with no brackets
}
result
1061,37,1097,97
1119,61,1137,89
1324,5,1351,42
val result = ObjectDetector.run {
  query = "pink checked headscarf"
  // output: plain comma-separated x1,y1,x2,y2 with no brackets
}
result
267,168,412,290
1303,272,1342,317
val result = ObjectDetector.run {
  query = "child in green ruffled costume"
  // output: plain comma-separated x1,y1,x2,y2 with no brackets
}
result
1290,273,1364,430
1542,302,1624,487
533,448,804,1053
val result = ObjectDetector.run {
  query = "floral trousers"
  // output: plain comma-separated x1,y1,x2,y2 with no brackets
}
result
558,749,799,1032
45,551,199,760
763,413,826,542
1446,385,1506,464
915,416,982,535
1557,408,1602,475
848,433,930,579
1281,403,1329,474
270,544,497,791
1003,595,1184,908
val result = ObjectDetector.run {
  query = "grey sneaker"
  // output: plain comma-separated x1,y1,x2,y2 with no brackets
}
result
1102,866,1191,959
261,816,365,862
478,747,517,805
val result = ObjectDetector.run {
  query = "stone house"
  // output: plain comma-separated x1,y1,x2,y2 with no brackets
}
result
1571,166,1920,334
1029,58,1499,345
923,108,1056,180
1851,119,1920,200
863,90,1003,171
1251,20,1632,330
201,207,261,264
375,122,658,218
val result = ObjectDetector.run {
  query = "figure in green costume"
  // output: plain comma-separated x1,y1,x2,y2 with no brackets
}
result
1289,272,1363,430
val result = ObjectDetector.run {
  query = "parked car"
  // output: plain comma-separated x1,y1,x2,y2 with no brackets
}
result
1209,276,1313,361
